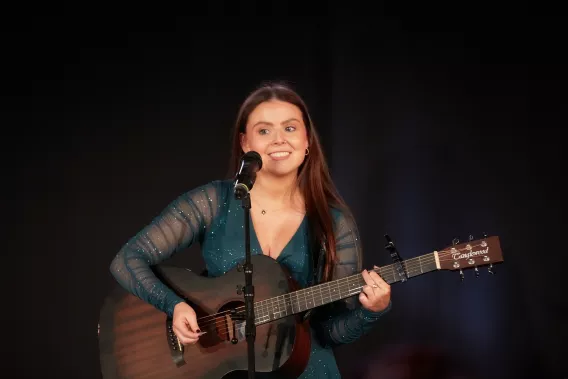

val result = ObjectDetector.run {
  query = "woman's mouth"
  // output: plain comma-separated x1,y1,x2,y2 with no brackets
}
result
268,151,291,160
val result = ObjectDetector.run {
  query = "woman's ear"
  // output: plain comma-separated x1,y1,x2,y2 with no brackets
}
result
240,132,249,153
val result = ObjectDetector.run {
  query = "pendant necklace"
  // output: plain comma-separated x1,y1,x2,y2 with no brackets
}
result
252,198,286,215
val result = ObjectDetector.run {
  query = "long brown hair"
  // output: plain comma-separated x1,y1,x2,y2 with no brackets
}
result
228,81,351,282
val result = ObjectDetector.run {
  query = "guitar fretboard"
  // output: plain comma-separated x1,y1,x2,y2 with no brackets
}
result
252,252,439,325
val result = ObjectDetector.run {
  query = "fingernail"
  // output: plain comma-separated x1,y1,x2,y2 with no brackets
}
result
198,331,207,336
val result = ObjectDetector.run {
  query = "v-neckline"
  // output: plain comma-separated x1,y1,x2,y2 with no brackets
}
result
249,212,306,261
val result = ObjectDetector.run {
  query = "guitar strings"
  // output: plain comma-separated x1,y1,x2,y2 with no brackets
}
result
192,281,378,338
192,266,404,330
189,252,484,334
188,247,489,329
191,274,380,332
189,266,489,339
192,263,461,338
187,247,491,330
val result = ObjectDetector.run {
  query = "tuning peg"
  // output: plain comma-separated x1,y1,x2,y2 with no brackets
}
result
474,267,480,278
459,268,464,282
452,237,460,246
469,234,474,241
488,263,495,275
482,232,488,238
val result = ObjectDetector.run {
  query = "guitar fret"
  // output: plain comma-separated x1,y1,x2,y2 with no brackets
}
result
272,297,278,318
353,276,362,293
311,286,318,307
310,287,315,308
290,292,297,314
288,296,296,313
313,285,319,307
272,297,277,318
331,280,338,301
281,295,288,316
262,299,269,321
255,300,262,321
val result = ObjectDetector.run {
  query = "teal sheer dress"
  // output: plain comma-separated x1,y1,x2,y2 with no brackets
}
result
110,179,391,378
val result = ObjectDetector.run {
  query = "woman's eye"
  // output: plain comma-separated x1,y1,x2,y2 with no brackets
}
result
285,126,296,132
259,129,269,135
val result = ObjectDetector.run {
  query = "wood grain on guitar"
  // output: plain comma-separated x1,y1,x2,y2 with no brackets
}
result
98,235,504,379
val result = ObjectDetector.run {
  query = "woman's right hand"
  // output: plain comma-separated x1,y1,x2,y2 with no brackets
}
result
172,302,202,345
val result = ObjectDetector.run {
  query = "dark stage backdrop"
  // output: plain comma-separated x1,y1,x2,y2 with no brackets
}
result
10,10,566,379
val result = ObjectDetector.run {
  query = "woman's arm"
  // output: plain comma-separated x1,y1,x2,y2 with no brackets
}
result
109,181,222,317
311,209,391,348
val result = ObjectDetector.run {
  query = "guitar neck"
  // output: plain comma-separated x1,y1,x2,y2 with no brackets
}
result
253,252,439,325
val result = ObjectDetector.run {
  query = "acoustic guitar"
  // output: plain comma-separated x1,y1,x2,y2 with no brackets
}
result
98,235,503,379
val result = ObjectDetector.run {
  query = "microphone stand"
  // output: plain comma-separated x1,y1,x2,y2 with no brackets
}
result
238,191,256,378
233,150,262,379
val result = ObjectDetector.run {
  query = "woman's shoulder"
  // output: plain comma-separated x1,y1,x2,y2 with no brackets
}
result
205,178,234,192
329,203,362,234
182,179,234,201
329,205,353,223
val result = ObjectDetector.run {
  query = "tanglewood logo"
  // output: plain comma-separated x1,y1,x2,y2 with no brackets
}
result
453,248,489,260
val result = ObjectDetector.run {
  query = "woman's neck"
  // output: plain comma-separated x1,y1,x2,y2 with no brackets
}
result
251,172,301,207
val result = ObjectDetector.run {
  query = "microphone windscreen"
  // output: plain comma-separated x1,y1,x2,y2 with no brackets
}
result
242,151,262,169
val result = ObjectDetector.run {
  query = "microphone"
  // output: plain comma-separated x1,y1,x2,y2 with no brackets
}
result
234,151,263,199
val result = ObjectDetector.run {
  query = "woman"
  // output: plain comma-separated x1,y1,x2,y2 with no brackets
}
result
109,81,392,378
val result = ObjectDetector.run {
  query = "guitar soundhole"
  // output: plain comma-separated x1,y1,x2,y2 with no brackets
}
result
203,301,245,344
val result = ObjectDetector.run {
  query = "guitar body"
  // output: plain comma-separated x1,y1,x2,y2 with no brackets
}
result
99,255,311,379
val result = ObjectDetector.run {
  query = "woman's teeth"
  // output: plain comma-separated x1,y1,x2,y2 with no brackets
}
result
269,152,290,157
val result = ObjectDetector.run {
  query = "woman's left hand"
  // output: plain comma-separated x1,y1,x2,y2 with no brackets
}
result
359,267,391,312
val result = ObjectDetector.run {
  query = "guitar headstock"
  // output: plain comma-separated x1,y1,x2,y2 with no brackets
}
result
436,235,503,279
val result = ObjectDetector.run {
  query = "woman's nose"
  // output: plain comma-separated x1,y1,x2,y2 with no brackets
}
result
272,129,286,144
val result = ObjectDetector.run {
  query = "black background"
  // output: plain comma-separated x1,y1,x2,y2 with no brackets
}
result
7,5,566,379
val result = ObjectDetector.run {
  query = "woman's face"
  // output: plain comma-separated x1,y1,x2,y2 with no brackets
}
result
240,100,309,178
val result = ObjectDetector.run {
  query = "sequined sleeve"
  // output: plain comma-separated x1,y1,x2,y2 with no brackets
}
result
109,181,221,317
311,209,392,347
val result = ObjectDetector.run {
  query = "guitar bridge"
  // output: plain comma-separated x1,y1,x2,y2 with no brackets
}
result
166,318,186,367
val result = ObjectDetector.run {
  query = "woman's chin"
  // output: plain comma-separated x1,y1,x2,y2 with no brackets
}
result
263,166,300,178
